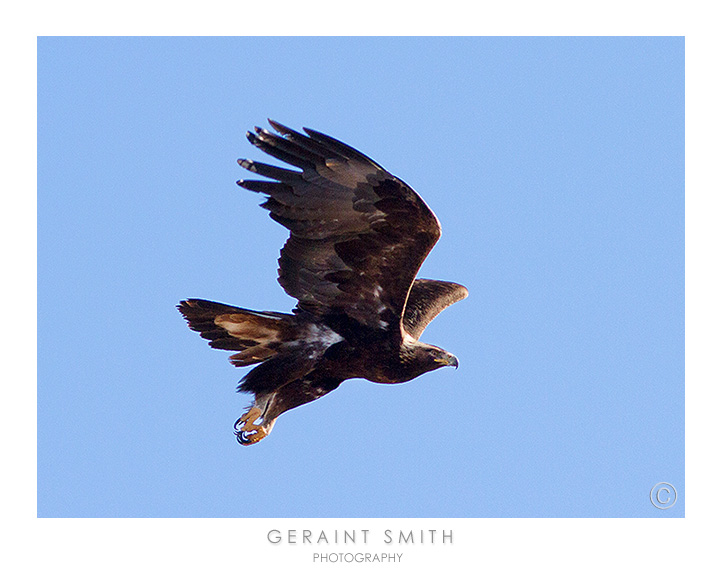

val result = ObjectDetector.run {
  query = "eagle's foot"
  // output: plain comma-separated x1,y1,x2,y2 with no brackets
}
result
234,407,269,446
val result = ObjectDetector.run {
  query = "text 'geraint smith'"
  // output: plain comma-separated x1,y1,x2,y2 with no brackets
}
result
267,529,453,544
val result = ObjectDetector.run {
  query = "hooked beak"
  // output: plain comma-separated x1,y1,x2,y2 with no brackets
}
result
435,354,459,369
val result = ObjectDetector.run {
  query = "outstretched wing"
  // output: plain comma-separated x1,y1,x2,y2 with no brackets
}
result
238,120,441,332
402,279,469,339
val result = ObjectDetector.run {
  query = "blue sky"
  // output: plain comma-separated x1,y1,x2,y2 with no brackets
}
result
38,37,684,518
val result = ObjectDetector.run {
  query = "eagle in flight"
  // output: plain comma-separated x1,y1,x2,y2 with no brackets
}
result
178,120,468,445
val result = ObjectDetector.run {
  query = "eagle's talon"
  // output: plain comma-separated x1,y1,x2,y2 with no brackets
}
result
236,427,268,445
233,407,269,445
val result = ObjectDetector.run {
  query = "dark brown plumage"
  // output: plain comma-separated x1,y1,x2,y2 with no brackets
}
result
178,121,468,445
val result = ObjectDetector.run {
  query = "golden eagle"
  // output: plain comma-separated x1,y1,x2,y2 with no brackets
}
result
178,121,468,445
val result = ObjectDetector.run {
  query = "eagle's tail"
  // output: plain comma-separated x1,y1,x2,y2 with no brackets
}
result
177,299,299,367
178,298,344,446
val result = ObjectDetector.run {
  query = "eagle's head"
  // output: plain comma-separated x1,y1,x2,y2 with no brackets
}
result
427,345,459,370
401,341,459,380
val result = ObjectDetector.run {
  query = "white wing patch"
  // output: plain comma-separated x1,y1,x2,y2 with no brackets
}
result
309,323,343,348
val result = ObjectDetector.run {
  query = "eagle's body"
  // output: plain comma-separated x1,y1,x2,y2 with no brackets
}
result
178,121,467,445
